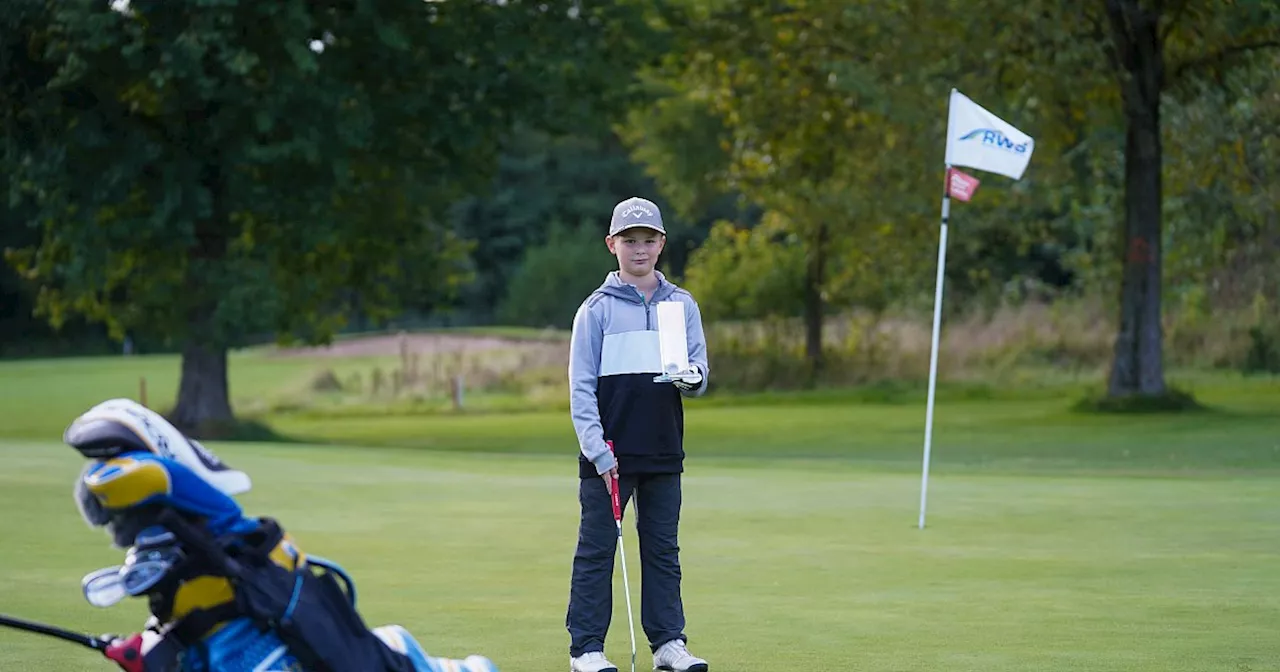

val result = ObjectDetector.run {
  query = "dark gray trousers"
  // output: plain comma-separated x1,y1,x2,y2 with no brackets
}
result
566,472,687,658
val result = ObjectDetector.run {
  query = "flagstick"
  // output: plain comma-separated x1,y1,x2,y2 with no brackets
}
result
919,164,952,530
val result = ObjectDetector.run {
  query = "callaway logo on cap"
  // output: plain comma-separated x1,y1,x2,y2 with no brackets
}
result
609,196,666,236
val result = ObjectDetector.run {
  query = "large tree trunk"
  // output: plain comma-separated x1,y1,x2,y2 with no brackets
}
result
1105,0,1167,398
170,157,234,435
169,339,233,436
802,223,828,381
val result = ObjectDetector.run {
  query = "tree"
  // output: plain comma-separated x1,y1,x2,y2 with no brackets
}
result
495,222,621,329
627,0,1278,395
926,0,1280,398
448,127,708,323
2,0,652,434
1093,0,1280,397
681,214,806,323
702,0,1280,397
1163,50,1280,312
623,1,941,378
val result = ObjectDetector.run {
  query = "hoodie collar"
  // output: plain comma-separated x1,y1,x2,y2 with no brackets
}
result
597,270,675,303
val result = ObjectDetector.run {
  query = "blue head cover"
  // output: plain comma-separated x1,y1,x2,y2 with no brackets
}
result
86,452,247,529
75,451,258,547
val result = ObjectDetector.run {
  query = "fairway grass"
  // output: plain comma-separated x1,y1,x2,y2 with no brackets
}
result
2,353,1278,670
3,352,1279,476
263,393,1280,476
2,441,1278,672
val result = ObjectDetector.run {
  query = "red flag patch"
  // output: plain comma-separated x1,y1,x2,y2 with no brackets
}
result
947,167,981,202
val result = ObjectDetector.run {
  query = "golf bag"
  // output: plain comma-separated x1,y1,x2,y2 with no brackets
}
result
64,398,498,672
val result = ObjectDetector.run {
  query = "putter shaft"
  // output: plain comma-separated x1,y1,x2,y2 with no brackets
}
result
612,478,637,672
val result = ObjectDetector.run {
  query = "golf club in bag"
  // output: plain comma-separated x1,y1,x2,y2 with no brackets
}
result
606,440,637,672
0,612,112,652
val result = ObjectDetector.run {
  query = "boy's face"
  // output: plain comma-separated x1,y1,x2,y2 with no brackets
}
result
607,227,665,277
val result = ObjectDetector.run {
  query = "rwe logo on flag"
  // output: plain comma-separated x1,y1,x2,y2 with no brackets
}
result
945,90,1035,180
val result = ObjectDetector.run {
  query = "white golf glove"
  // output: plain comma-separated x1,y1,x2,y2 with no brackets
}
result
670,365,703,391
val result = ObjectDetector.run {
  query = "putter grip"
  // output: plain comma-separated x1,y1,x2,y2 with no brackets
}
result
607,440,622,522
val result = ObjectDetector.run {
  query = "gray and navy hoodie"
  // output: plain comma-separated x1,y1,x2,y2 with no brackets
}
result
569,270,709,479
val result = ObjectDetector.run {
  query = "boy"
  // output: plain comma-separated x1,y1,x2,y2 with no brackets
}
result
565,196,710,672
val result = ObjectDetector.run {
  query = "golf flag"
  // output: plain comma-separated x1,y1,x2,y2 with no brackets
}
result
920,89,1035,531
946,167,981,202
944,89,1035,180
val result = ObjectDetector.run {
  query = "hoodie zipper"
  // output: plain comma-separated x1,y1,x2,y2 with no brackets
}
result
635,286,651,329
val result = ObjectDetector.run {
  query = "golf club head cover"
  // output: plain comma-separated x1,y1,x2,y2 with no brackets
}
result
64,398,251,496
74,450,248,548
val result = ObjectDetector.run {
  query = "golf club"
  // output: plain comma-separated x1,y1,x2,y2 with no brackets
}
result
0,612,112,651
607,440,637,672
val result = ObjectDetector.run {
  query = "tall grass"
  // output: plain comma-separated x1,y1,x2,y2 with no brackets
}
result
261,297,1278,415
272,334,571,415
701,296,1280,391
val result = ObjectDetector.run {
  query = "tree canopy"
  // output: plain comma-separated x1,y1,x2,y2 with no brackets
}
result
2,0,654,432
622,0,1280,397
4,0,1277,412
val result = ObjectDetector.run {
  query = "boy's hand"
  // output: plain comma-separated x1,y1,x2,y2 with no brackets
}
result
671,365,703,391
601,465,619,493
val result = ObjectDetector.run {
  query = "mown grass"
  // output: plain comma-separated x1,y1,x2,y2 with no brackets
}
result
2,346,1277,476
2,342,1278,671
1,440,1278,671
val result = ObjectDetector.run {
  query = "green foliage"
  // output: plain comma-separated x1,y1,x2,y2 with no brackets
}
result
1243,323,1280,375
1163,50,1280,312
681,215,805,322
4,0,1278,407
1,0,657,425
448,128,711,322
1,0,655,351
930,0,1280,398
495,223,619,329
622,0,1280,397
622,1,1098,341
1242,294,1280,375
616,80,738,220
620,1,950,369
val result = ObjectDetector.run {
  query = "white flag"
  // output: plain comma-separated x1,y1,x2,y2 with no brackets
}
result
944,89,1034,180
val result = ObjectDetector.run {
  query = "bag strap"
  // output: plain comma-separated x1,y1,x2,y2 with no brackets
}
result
166,603,243,647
